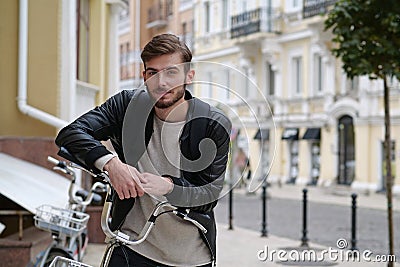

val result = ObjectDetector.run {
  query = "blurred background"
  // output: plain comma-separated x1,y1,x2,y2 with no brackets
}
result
0,1,399,266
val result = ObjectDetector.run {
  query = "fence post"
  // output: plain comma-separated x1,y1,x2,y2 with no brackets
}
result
351,193,358,251
228,179,234,230
300,188,309,247
261,180,268,237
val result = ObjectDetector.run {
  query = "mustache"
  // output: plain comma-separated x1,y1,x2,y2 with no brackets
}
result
151,88,174,94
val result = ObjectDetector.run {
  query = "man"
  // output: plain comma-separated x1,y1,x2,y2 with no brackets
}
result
55,33,231,267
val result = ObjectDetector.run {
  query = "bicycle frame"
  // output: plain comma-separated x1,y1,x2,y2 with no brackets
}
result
31,157,106,267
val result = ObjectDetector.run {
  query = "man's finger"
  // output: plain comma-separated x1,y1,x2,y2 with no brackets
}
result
129,189,137,198
132,175,145,190
135,181,145,196
117,189,125,200
136,174,146,183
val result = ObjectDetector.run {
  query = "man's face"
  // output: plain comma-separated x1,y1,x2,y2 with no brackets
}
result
143,53,194,109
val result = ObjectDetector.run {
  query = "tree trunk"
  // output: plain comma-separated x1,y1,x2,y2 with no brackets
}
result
383,76,394,267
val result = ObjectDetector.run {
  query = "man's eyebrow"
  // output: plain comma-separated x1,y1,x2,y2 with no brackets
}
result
145,66,180,72
145,67,158,72
165,66,179,71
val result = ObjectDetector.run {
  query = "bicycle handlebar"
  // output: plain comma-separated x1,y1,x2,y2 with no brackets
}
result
51,147,207,247
47,156,106,208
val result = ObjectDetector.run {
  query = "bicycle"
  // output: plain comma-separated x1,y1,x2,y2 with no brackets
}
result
47,147,209,267
29,156,106,267
49,256,93,267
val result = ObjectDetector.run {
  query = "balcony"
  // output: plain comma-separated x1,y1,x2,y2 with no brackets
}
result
303,0,337,19
230,7,279,39
147,0,173,29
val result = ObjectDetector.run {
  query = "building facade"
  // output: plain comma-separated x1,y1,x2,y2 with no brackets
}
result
0,1,126,262
193,0,400,193
0,0,125,137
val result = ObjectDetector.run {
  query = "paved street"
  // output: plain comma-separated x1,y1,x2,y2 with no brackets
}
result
82,183,399,266
215,184,400,259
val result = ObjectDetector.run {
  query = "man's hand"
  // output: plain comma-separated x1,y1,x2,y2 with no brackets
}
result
139,173,174,196
103,157,145,199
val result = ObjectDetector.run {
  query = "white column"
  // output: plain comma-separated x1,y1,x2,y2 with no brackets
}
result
323,54,335,112
272,62,283,116
59,0,77,121
108,4,122,97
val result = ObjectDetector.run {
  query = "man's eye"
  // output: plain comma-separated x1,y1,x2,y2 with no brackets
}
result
167,70,178,75
147,71,157,76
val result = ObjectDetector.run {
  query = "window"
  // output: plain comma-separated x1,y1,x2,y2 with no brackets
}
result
266,62,275,96
76,0,90,82
292,56,302,95
125,43,130,78
286,0,303,12
119,44,124,79
182,22,187,43
119,0,129,20
346,76,359,91
222,0,228,29
314,54,323,93
166,0,174,16
241,0,247,12
204,2,210,33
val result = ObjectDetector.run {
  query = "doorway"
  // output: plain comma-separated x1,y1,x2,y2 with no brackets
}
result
337,115,355,185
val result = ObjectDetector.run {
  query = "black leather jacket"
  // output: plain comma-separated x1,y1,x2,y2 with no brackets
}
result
55,89,231,264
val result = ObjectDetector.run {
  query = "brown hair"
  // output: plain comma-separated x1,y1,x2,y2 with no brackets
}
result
141,33,192,71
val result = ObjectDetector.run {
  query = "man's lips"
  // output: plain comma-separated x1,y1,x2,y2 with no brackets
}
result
154,90,171,98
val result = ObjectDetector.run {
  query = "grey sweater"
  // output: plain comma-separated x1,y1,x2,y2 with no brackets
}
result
121,116,210,266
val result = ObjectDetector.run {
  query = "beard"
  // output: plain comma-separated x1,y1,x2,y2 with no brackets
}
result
153,87,185,109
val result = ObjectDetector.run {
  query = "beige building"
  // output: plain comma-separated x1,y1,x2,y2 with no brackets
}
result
0,0,127,263
193,0,400,194
1,0,125,137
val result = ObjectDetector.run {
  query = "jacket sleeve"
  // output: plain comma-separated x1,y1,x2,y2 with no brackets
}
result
55,90,131,171
164,112,232,213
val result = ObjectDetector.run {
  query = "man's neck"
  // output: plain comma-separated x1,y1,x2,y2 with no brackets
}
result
155,99,188,122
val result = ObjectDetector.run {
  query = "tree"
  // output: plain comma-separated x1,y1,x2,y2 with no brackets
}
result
325,0,400,265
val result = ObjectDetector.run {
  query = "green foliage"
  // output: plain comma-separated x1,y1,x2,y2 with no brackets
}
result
324,0,400,80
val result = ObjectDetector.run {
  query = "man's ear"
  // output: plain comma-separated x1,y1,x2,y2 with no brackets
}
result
185,69,195,84
142,70,147,81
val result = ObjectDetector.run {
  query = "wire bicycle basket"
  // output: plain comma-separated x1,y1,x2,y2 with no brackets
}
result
49,256,93,267
34,205,90,237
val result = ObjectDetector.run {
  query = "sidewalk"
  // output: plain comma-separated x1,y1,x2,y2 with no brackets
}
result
82,223,390,267
80,184,398,266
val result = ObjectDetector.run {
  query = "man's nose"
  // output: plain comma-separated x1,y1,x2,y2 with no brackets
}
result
157,72,168,88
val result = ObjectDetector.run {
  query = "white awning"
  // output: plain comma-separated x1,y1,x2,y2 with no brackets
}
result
0,153,75,214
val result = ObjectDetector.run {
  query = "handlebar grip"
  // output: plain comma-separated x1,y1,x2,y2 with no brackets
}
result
57,147,94,173
47,156,60,165
47,156,67,168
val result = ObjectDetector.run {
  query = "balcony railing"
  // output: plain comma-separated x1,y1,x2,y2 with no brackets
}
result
303,0,337,18
230,7,278,39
